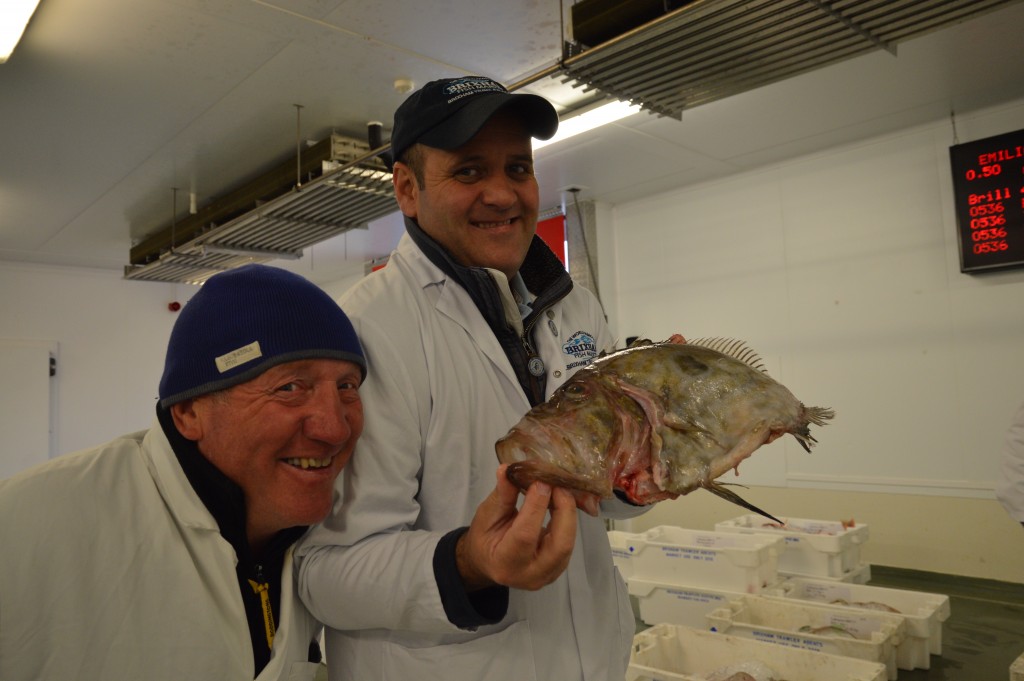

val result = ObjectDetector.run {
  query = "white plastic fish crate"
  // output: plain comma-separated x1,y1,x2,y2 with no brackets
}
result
618,525,785,594
715,514,869,579
608,530,635,580
705,594,906,681
782,561,873,585
1012,650,1024,681
628,577,745,629
763,576,950,670
627,622,888,681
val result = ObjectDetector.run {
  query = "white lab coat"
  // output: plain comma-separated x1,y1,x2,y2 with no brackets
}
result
996,401,1024,523
296,233,645,681
0,423,321,681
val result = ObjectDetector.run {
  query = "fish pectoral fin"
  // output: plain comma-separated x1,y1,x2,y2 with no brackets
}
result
662,413,710,436
703,480,783,525
661,413,720,447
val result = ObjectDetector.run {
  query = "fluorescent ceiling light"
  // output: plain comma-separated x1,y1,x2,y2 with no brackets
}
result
534,100,642,151
1,0,42,64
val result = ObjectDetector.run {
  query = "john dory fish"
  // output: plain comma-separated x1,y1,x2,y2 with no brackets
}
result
495,338,834,518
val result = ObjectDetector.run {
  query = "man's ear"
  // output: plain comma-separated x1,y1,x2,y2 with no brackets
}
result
169,399,203,441
392,162,419,219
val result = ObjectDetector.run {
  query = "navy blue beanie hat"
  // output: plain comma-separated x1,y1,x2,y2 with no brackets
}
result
158,264,365,408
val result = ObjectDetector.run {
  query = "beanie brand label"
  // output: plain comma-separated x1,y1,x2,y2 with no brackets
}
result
216,341,263,373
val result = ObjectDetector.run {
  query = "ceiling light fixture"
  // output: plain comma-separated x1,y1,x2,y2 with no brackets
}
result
533,99,642,151
0,0,42,64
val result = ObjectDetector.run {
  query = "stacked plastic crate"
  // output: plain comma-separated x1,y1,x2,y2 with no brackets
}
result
613,524,890,681
713,514,871,583
704,594,906,680
627,623,890,681
713,514,950,674
762,577,950,672
613,518,951,680
610,524,786,630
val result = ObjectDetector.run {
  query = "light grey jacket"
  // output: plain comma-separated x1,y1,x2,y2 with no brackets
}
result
296,233,644,681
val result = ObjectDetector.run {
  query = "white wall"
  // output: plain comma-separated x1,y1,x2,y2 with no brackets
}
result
0,263,195,465
605,98,1024,583
0,210,406,475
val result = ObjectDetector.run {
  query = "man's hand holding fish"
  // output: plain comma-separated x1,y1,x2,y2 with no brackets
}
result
457,464,578,591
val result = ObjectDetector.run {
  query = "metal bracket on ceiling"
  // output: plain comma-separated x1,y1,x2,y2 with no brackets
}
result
295,104,305,190
198,244,302,260
802,0,897,56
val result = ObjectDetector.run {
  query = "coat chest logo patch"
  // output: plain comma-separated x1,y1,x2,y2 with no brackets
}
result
563,331,597,371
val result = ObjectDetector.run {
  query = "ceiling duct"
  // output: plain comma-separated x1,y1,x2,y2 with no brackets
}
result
124,0,1020,284
124,133,395,284
556,0,1020,119
570,0,690,49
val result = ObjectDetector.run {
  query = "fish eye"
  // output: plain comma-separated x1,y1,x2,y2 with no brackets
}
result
564,382,587,397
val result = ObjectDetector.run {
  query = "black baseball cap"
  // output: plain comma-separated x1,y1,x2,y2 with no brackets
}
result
390,76,559,161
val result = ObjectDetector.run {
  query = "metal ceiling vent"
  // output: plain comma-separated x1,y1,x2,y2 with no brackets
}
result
558,0,1021,119
124,130,395,284
124,0,1022,284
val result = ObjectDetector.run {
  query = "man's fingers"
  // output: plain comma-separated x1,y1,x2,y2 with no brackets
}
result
459,470,581,592
512,480,553,535
571,490,602,516
492,463,522,508
544,487,579,550
518,485,576,586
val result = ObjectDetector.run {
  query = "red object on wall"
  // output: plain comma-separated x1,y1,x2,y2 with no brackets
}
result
536,215,566,267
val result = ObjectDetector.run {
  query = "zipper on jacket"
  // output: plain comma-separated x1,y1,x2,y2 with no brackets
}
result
248,573,276,651
520,317,547,406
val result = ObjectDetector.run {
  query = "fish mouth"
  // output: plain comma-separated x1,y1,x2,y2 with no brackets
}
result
494,430,539,467
496,428,612,497
505,460,612,497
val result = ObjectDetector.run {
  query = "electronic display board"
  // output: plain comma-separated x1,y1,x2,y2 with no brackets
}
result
949,128,1024,273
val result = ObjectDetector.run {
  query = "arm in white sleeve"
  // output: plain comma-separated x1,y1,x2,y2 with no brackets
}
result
295,317,503,633
996,401,1024,525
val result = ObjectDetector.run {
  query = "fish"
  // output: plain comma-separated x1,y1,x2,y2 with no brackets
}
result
705,661,786,681
709,672,757,681
798,624,859,639
831,598,901,613
760,518,856,534
495,338,834,518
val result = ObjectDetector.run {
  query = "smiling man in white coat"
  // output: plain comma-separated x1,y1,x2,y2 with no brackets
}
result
0,264,366,680
295,76,653,681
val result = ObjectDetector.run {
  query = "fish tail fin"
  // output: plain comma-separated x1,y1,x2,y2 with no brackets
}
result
805,406,835,426
704,480,784,525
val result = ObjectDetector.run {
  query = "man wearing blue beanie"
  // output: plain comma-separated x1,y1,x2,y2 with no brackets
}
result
0,264,366,681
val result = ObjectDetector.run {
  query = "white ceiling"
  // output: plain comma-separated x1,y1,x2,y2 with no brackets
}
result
3,0,1024,276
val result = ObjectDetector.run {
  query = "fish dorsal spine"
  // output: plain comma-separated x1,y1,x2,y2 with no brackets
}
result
683,337,768,373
